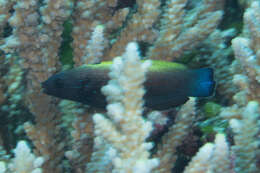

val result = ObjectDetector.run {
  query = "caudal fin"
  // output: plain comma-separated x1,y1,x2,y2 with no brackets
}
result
187,68,215,97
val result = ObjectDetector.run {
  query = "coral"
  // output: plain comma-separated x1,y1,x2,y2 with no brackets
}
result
229,101,260,173
210,134,231,173
149,0,224,61
231,1,260,103
183,134,231,173
105,0,160,59
9,141,44,173
93,42,159,172
85,137,113,173
1,0,74,172
183,143,214,173
66,109,95,172
81,25,106,65
71,0,113,65
219,1,260,173
154,98,196,173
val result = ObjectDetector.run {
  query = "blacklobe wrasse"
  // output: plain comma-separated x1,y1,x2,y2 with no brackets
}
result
42,60,215,110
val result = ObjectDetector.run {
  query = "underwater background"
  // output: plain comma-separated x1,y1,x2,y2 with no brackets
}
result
0,0,259,172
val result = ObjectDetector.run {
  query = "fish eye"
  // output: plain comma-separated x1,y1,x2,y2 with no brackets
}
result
55,78,64,88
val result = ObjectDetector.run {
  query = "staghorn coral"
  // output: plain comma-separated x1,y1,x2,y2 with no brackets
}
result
183,133,232,173
93,42,159,172
0,140,44,173
183,143,214,173
229,101,260,173
219,1,260,173
85,137,113,173
210,134,231,173
1,0,73,172
148,0,224,61
9,141,44,173
154,98,196,173
231,1,260,104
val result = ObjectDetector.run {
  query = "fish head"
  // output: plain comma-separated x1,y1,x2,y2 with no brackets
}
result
41,70,84,101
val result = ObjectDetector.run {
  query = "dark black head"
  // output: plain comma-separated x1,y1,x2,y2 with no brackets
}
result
41,70,85,102
41,68,109,107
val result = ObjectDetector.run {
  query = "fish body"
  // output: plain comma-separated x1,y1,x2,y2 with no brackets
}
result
42,60,215,110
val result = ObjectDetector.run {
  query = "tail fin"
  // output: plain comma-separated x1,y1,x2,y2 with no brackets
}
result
187,68,215,97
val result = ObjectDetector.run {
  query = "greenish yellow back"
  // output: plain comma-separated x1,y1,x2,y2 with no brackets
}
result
149,60,187,72
81,61,112,70
81,60,187,72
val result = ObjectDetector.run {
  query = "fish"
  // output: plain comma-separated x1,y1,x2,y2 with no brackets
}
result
41,60,215,110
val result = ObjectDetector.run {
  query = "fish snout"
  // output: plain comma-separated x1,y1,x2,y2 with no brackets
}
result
41,80,49,94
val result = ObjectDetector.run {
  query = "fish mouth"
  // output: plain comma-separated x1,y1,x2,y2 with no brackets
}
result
42,88,47,94
41,81,48,94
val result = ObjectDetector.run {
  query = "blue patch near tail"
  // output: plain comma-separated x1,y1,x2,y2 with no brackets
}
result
188,68,215,97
